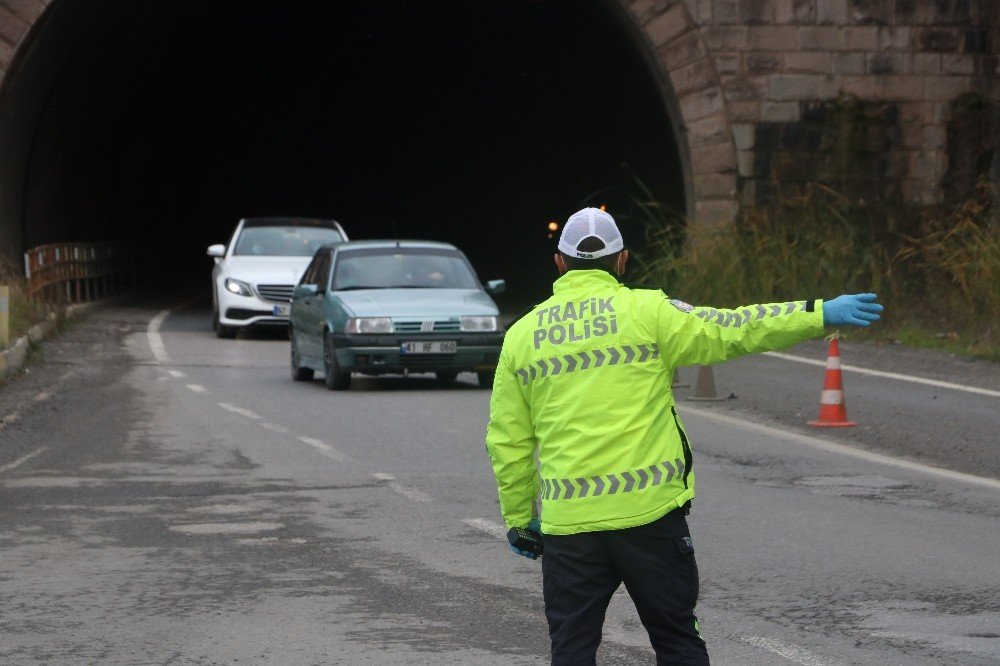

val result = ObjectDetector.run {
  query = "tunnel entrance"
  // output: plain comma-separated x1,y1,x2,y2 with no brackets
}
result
0,0,686,300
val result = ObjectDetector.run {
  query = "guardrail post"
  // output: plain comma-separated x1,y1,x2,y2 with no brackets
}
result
0,285,9,348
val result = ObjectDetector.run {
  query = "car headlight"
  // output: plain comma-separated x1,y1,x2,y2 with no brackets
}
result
224,278,253,297
461,315,497,332
346,317,394,334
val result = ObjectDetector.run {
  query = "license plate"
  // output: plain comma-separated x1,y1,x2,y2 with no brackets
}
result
401,340,457,354
272,304,290,316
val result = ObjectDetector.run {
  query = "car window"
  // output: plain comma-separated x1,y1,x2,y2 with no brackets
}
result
300,252,323,285
332,249,479,290
314,251,333,290
233,226,344,257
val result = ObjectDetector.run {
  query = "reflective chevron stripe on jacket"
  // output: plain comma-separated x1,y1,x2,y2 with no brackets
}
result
693,301,808,327
542,457,685,500
516,343,659,385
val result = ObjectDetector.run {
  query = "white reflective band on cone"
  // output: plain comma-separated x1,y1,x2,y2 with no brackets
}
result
825,356,842,369
820,390,844,404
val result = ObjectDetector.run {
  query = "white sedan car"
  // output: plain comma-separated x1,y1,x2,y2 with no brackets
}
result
208,217,348,338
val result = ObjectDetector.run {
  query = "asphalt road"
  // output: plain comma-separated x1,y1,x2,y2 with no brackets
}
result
1,299,998,665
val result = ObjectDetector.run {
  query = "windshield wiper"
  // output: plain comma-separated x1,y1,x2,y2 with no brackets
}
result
335,285,388,291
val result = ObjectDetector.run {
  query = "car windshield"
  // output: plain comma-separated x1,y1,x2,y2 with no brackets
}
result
234,226,344,257
332,248,480,290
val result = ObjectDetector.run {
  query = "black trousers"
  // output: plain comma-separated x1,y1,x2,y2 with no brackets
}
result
541,509,709,665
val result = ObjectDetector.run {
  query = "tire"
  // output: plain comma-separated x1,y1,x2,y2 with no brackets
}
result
217,323,238,339
323,332,351,390
289,330,314,382
435,371,458,383
213,307,238,339
477,370,495,389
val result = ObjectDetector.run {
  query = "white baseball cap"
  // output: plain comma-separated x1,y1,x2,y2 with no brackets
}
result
557,207,625,259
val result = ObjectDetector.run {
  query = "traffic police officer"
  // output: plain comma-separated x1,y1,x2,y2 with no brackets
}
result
485,207,883,665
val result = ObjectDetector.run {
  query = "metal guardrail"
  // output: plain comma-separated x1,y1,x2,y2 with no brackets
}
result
23,241,148,303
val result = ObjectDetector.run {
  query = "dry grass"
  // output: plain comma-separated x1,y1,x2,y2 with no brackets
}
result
0,259,49,350
628,181,1000,361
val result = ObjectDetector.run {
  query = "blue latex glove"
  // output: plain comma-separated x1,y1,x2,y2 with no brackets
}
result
510,518,543,560
823,293,884,327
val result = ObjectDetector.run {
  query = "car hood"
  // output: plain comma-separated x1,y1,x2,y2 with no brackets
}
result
221,256,312,284
334,288,499,317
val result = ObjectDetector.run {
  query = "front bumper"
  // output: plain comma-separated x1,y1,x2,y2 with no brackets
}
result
218,290,290,328
331,332,502,375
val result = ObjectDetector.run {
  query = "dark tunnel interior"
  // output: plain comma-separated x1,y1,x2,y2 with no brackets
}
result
1,0,686,303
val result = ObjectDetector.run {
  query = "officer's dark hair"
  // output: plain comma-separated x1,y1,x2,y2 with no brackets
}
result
560,236,623,273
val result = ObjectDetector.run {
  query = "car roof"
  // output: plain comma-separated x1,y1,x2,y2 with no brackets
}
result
240,217,342,229
322,239,459,252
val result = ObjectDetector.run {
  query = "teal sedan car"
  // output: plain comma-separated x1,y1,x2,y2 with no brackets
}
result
288,240,506,390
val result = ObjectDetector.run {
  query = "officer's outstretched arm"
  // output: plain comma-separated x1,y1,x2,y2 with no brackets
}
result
657,298,826,367
485,356,538,529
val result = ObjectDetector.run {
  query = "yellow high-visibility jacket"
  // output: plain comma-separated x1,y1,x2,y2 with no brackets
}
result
485,270,825,535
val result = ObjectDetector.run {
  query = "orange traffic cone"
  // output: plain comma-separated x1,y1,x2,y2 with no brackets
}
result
686,365,726,402
808,336,857,427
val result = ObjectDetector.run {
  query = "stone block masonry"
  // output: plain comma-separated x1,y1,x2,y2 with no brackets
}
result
625,0,999,223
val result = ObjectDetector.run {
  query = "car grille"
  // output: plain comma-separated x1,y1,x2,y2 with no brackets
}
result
393,320,461,333
256,284,294,302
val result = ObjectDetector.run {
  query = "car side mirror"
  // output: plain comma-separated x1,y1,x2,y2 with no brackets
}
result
207,244,226,258
485,279,506,295
293,283,319,299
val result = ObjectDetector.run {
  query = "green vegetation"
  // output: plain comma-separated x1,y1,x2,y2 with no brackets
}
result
0,260,49,350
619,181,999,361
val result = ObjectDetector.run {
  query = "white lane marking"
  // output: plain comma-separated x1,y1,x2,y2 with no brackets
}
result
462,517,507,539
742,636,834,666
145,298,200,366
260,422,290,434
373,472,433,502
0,447,48,474
389,484,433,503
168,370,186,379
238,537,307,545
297,436,348,462
217,403,262,420
762,351,1000,398
147,309,171,364
169,522,284,535
186,384,208,394
0,410,19,430
681,404,1000,491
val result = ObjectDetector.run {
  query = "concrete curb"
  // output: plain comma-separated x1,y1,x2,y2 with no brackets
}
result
0,301,103,380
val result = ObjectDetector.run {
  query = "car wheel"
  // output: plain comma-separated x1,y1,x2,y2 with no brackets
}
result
435,371,458,383
217,323,238,339
290,330,314,382
323,332,351,390
213,307,238,339
477,370,495,389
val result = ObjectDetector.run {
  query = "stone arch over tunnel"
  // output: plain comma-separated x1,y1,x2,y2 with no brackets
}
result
0,0,701,299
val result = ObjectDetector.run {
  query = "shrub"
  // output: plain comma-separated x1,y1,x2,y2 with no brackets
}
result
0,259,49,349
627,180,999,358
